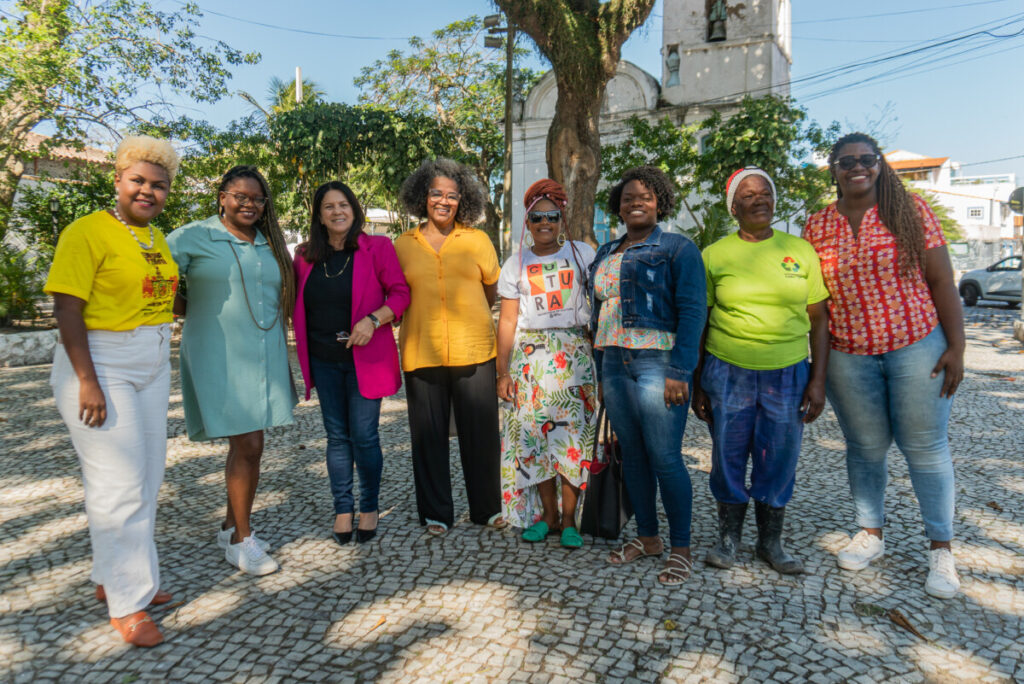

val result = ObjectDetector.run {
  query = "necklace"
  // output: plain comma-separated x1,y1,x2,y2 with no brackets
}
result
323,251,353,278
228,242,281,332
112,205,155,250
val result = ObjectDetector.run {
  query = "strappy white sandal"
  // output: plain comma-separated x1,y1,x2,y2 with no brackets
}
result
607,537,662,565
658,552,694,585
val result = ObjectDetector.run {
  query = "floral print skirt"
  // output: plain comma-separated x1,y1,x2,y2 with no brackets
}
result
500,328,598,528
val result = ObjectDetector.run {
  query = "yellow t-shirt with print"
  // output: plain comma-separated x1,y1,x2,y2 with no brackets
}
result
44,210,179,331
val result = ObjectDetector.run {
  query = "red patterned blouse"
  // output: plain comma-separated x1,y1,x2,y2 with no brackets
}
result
803,194,945,355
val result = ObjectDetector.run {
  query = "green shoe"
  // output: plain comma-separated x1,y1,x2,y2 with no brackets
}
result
560,526,584,549
522,521,550,542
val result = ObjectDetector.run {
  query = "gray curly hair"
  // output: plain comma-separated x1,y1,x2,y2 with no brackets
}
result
400,158,486,226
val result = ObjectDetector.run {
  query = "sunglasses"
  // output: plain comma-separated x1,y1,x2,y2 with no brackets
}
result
223,191,268,208
832,154,880,171
528,210,562,224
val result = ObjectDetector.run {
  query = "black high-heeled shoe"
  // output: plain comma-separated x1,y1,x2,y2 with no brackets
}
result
332,531,353,545
356,528,378,543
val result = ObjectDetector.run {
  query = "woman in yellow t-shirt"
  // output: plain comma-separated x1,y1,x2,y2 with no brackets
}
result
394,159,505,536
45,136,180,648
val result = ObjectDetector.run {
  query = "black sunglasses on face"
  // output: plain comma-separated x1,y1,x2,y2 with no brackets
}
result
528,210,562,224
832,154,880,171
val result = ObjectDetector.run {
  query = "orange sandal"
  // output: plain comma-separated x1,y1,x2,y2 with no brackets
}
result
110,611,163,648
95,585,172,606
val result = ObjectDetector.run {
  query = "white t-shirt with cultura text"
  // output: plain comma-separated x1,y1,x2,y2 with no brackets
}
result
497,241,596,329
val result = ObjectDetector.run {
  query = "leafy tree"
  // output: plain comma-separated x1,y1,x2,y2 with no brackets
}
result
239,76,326,122
601,96,840,249
495,0,656,245
269,103,456,235
10,164,113,253
354,17,540,245
908,185,965,243
0,243,42,326
0,0,259,232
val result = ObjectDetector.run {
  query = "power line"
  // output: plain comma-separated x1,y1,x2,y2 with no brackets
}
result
792,0,1014,25
799,27,1024,100
692,13,1024,106
175,1,410,41
959,154,1024,167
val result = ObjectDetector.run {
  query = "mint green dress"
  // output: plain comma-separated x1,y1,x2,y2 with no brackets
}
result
167,216,296,441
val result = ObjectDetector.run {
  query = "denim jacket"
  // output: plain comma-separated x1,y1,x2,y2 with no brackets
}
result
588,225,707,384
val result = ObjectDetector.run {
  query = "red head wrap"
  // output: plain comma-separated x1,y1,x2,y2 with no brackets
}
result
523,178,568,209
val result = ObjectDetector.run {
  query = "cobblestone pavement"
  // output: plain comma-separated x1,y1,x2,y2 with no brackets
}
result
2,305,1022,683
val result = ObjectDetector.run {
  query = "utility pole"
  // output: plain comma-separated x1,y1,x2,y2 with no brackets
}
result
295,66,303,104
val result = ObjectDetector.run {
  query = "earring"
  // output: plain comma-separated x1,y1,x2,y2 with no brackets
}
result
556,233,566,247
524,233,534,247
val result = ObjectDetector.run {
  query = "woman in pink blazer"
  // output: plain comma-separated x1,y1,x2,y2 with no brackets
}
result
293,181,410,545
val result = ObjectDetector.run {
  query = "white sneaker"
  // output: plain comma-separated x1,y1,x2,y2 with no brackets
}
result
925,548,960,599
225,535,279,576
837,530,885,570
217,526,270,551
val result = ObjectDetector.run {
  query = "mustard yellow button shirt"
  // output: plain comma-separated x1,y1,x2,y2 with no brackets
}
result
394,223,499,372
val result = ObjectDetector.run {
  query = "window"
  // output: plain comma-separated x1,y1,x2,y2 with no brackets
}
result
967,206,984,219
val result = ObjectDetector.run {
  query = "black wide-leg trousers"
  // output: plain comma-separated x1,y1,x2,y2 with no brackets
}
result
404,359,501,527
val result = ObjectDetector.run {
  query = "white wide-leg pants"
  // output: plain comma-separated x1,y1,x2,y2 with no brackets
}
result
50,324,171,618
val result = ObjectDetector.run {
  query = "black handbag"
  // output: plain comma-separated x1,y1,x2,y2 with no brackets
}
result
577,405,633,539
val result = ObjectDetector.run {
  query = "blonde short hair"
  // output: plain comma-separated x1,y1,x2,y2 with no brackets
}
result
114,135,180,183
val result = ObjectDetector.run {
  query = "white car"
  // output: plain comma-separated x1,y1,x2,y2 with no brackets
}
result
958,256,1021,308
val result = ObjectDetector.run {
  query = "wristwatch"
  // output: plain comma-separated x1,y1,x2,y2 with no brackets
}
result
367,313,382,329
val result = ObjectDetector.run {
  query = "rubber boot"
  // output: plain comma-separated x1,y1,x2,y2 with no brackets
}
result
754,501,804,574
705,501,748,569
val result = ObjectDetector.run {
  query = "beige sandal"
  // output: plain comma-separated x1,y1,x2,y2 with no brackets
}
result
658,552,694,585
607,537,662,565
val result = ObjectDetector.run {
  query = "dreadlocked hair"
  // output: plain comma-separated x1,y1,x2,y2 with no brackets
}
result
217,165,296,322
830,132,925,278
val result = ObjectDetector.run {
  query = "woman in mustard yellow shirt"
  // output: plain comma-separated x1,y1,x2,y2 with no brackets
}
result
45,136,179,648
395,159,505,536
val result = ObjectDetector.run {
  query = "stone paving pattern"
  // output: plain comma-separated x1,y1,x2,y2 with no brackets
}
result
1,305,1022,683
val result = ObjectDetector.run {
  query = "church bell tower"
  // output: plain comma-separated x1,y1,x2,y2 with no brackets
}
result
661,0,792,107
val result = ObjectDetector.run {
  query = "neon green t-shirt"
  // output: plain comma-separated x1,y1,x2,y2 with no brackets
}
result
703,230,829,370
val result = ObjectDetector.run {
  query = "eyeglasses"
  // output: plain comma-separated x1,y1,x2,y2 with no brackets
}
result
528,210,562,225
224,192,268,208
427,189,461,203
832,154,880,171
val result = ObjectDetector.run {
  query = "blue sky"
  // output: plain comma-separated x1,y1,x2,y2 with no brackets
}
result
167,0,1023,186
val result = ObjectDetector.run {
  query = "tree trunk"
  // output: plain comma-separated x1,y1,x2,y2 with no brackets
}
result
547,83,604,248
494,0,655,250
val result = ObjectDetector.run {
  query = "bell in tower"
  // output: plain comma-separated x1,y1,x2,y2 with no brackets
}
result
707,0,727,42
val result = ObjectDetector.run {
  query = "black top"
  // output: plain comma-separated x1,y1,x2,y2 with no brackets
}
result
304,247,355,363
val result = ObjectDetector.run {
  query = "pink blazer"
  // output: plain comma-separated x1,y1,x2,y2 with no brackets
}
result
293,233,410,400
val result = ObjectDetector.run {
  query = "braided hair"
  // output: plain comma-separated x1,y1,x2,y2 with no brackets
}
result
830,132,925,277
217,165,296,321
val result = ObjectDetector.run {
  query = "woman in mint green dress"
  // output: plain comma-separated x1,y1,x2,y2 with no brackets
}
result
167,165,296,577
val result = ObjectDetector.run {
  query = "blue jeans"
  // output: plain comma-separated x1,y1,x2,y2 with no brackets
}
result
310,357,383,515
601,347,692,547
702,355,809,508
825,325,955,541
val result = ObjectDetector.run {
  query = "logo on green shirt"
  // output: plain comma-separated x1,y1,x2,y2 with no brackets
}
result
781,256,800,273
